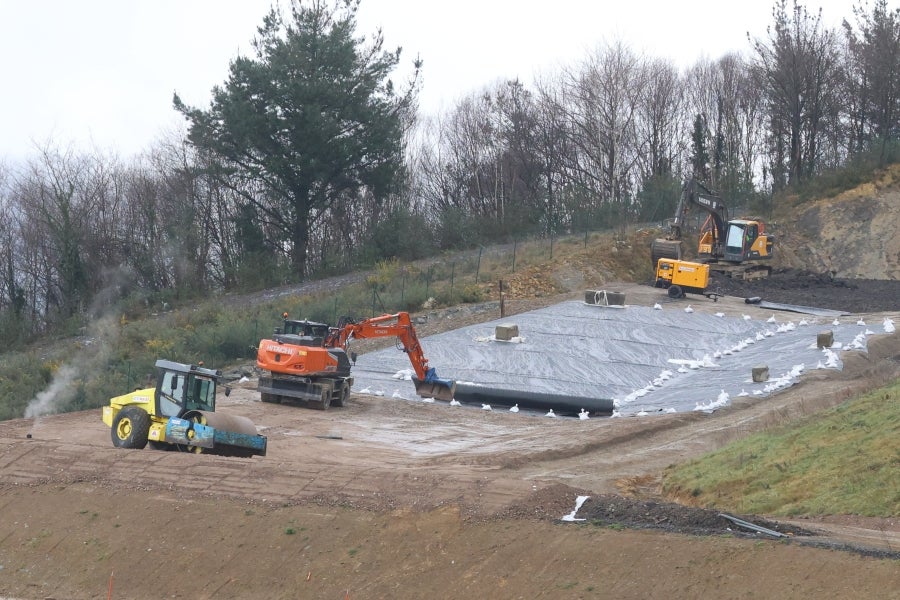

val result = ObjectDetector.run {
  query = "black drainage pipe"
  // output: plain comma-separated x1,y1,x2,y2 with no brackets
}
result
453,382,614,417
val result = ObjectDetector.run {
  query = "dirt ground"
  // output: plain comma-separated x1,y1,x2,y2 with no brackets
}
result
1,280,899,600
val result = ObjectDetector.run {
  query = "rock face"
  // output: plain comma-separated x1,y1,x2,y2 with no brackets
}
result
780,165,900,280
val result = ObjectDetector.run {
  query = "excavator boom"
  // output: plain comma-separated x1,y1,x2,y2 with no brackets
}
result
331,312,456,401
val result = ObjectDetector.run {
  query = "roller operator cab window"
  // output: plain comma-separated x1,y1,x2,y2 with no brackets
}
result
158,372,184,417
158,371,216,416
185,376,216,412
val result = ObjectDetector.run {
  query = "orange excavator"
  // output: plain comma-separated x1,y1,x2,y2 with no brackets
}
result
256,312,456,409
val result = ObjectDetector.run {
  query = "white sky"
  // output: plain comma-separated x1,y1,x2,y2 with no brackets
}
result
0,0,852,163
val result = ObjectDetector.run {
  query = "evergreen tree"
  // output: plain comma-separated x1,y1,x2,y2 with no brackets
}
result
174,0,420,278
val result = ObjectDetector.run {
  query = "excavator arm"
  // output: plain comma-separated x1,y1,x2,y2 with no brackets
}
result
670,177,729,257
329,312,456,401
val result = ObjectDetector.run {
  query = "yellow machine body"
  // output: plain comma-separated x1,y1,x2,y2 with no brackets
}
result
102,360,267,457
655,258,710,297
102,387,171,444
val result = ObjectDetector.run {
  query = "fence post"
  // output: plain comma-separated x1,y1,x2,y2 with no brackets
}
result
401,270,406,305
512,239,517,273
475,246,483,284
550,236,554,260
371,285,376,318
449,262,455,302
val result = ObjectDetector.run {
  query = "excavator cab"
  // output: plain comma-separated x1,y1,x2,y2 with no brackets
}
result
724,219,773,262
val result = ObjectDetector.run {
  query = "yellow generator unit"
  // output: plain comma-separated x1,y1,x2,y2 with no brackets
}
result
655,258,711,299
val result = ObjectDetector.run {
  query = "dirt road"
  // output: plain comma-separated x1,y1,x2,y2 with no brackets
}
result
1,283,899,599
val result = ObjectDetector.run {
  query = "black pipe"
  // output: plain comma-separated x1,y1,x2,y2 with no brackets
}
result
453,382,614,417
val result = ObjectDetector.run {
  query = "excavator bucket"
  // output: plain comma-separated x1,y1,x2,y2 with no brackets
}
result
413,371,457,402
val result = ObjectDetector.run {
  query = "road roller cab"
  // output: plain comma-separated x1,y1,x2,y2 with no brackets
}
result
102,360,267,457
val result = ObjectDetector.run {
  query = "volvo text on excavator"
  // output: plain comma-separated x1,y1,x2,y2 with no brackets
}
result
256,312,456,409
650,177,774,280
102,359,267,457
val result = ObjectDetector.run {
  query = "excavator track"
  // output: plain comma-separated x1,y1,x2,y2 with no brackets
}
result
709,263,772,280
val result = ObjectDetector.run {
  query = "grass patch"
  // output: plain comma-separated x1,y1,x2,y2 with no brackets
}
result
662,381,900,517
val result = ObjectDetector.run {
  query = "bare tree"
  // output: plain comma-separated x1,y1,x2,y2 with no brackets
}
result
843,0,900,161
533,73,576,234
563,40,647,225
751,0,843,187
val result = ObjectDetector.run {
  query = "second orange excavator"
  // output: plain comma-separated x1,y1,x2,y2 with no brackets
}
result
256,311,456,409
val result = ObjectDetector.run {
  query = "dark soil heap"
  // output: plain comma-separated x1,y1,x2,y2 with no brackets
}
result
710,268,900,313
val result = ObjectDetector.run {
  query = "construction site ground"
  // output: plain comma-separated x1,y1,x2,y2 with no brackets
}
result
1,276,899,600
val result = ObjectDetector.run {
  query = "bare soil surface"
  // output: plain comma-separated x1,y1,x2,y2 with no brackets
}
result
1,280,899,599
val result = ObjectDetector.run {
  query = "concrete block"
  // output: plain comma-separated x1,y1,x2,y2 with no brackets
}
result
751,365,769,383
605,291,626,306
585,290,626,306
817,330,834,348
495,323,519,341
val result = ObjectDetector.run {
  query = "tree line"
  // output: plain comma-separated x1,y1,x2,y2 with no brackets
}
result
1,0,899,347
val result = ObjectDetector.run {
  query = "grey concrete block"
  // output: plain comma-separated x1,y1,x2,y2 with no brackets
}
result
751,365,769,382
495,323,519,341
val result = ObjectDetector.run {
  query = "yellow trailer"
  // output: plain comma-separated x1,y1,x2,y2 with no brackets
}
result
654,258,719,300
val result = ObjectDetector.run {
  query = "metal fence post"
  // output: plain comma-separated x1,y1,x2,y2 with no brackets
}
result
475,246,483,284
449,262,455,302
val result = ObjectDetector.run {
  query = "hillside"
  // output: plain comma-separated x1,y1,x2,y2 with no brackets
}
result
774,163,900,280
1,175,900,599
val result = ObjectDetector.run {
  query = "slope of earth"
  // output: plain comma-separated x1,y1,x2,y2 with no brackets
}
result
1,283,899,599
3,173,900,599
774,163,900,280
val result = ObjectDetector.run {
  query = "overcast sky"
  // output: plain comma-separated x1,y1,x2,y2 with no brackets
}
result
0,0,852,164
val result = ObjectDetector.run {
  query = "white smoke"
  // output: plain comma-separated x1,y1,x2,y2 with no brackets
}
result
24,364,79,418
23,314,120,418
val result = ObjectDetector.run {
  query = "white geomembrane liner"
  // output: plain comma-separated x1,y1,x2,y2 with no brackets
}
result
351,301,886,416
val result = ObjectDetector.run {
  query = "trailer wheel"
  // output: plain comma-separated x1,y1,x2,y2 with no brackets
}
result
667,285,684,299
111,406,150,449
